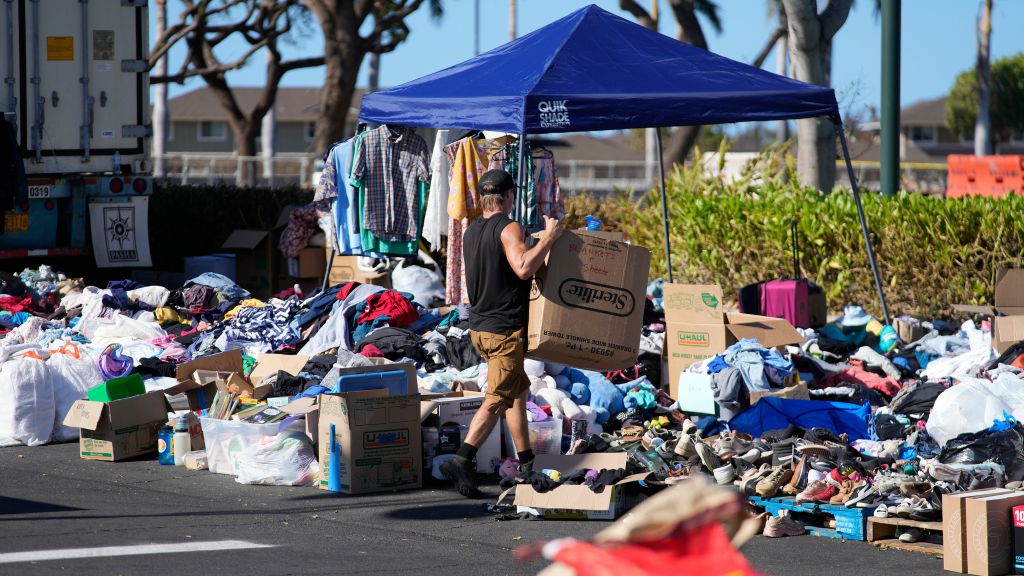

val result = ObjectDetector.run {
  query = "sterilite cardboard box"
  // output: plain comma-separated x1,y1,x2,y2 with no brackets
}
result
965,491,1024,576
944,488,1010,573
63,390,171,461
663,283,803,399
317,390,422,494
527,230,651,372
420,392,502,474
514,453,648,520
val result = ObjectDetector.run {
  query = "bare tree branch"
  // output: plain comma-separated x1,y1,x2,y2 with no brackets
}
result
751,26,785,69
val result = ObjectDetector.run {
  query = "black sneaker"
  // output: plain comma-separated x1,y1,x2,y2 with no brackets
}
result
440,459,484,499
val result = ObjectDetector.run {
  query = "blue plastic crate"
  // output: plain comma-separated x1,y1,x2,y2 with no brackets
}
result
749,495,870,541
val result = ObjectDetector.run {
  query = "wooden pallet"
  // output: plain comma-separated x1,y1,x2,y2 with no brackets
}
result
748,496,871,541
866,516,943,557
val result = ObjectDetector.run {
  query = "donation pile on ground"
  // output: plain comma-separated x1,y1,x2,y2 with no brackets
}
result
2,256,1024,570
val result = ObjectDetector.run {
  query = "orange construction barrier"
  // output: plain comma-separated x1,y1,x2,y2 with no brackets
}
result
946,155,1024,198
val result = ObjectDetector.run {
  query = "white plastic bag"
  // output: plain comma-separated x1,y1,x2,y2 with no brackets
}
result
234,432,320,486
926,374,1024,446
392,252,444,308
46,344,104,442
0,353,56,446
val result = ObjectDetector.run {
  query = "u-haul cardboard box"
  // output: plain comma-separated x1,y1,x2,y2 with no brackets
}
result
317,390,422,494
527,231,650,372
63,390,171,461
663,283,803,399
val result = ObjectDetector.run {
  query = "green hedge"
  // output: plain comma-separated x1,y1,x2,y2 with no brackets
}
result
148,183,313,271
566,145,1024,319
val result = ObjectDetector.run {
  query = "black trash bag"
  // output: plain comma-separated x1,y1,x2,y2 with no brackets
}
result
0,271,27,297
938,423,1024,482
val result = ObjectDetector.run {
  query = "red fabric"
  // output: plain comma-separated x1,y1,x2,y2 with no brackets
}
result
817,361,902,397
0,296,33,313
549,522,762,576
1011,354,1024,371
360,344,384,358
356,290,418,328
335,281,361,301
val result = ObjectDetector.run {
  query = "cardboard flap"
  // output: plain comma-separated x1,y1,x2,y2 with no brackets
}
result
249,353,310,384
997,306,1024,316
221,229,269,250
176,349,244,382
419,391,486,422
163,379,204,396
953,304,995,315
995,316,1024,349
62,399,105,430
725,313,803,348
663,284,724,324
996,269,1024,308
281,396,318,416
106,391,171,426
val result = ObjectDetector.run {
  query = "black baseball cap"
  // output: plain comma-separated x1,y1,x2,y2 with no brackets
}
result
479,169,516,195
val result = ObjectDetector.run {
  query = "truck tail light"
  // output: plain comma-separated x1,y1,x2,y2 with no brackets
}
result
109,178,124,193
44,199,53,210
132,178,147,193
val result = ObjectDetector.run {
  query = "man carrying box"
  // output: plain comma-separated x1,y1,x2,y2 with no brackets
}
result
441,169,564,499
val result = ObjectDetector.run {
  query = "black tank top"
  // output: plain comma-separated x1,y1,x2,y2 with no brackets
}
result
464,214,530,333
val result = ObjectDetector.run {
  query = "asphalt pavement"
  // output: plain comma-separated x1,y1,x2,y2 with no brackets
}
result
0,444,948,576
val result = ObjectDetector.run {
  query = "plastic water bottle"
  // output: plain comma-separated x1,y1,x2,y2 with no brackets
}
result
172,419,191,466
585,215,602,231
112,151,122,175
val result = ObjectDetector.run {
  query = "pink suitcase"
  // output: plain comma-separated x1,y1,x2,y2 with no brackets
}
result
760,279,810,328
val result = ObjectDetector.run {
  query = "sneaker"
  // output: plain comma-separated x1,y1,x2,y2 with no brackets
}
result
807,469,827,485
713,463,737,485
874,503,889,518
440,459,484,499
756,467,794,498
796,480,837,504
905,495,939,521
695,441,723,472
714,432,753,459
829,480,861,506
898,527,925,543
732,457,756,478
846,482,881,508
927,461,962,483
763,510,806,538
679,418,697,434
782,455,809,496
674,433,698,459
797,443,832,458
735,447,762,464
894,498,913,518
825,467,850,488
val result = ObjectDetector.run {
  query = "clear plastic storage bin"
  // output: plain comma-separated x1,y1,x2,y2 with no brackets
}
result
199,417,282,475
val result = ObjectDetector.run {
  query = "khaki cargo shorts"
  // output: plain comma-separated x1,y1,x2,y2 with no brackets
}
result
470,327,530,412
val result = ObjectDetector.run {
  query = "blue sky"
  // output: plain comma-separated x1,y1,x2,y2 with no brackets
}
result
157,0,1024,118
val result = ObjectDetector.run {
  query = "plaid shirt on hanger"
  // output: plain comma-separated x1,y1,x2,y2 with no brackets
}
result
352,125,430,242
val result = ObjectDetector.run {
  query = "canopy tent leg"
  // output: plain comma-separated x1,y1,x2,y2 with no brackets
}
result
517,133,528,226
837,125,891,325
321,249,336,293
654,129,674,283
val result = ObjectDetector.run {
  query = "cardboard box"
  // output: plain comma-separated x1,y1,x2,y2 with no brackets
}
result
317,390,422,494
954,269,1024,353
663,283,803,397
284,361,418,447
894,316,929,344
288,247,327,279
248,353,310,387
420,392,502,474
222,229,275,299
326,251,391,288
749,382,810,404
514,453,647,520
966,492,1024,575
63,390,171,461
944,488,1011,573
175,349,244,382
527,231,651,372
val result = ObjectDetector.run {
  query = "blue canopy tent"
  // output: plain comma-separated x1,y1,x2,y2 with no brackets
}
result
357,4,890,322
